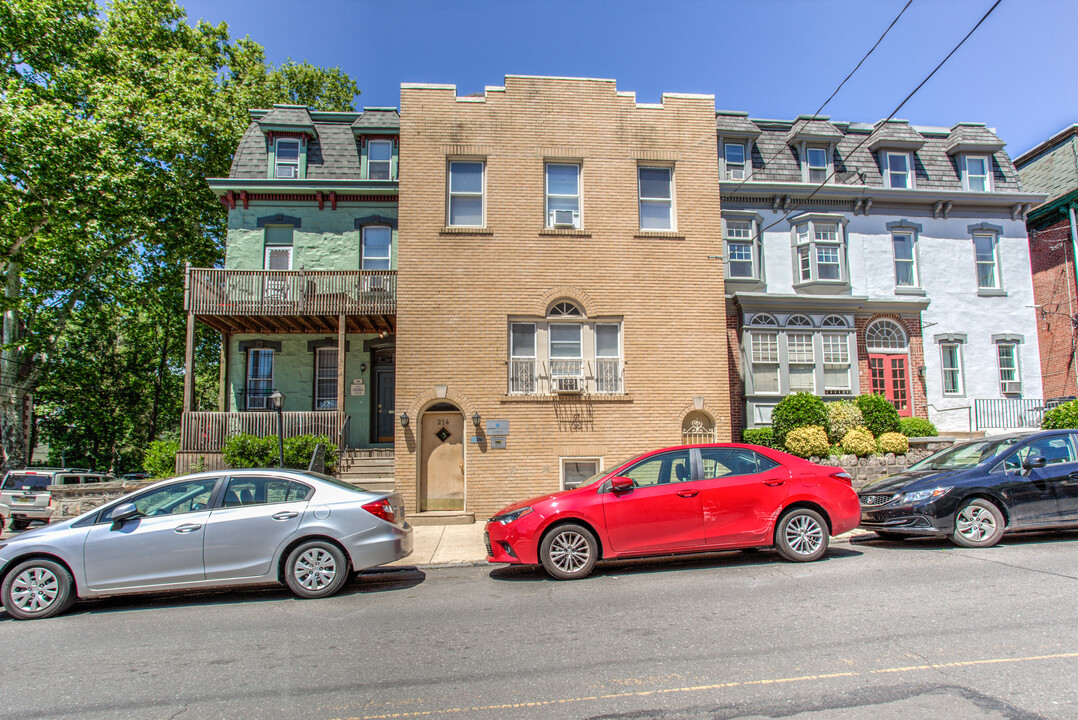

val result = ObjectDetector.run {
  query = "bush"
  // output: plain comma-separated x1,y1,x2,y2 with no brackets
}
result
741,427,775,448
772,393,830,449
855,394,901,437
143,440,180,478
827,400,864,443
1042,399,1078,430
784,426,830,459
899,417,938,437
223,433,337,472
877,432,909,454
841,427,876,456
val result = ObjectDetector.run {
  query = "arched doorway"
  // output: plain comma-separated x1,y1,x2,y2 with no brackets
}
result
681,411,716,444
865,318,911,417
420,402,465,511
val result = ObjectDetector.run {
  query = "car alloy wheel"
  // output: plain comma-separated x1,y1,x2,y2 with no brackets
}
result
775,508,829,562
539,523,598,580
284,540,350,599
1,558,75,620
294,547,337,592
951,498,1005,548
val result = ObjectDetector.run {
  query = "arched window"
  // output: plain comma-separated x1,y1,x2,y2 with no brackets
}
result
866,319,908,351
822,315,847,327
865,318,912,418
751,313,777,326
548,301,583,318
682,411,716,444
787,314,812,327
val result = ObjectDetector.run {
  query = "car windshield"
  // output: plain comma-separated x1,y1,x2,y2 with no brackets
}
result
909,437,1024,471
1,474,51,490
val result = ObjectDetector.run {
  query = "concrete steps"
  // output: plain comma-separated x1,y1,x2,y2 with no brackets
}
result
337,452,394,494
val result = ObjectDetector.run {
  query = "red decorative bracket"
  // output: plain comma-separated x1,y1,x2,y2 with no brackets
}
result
316,191,325,211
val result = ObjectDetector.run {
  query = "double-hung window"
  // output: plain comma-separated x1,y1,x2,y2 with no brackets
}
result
974,233,1000,289
787,333,815,393
814,224,841,280
750,331,780,395
892,233,918,287
997,343,1020,394
595,324,621,394
806,147,828,183
884,152,910,189
246,349,274,410
546,163,580,228
274,139,300,179
549,324,583,378
361,226,392,270
448,161,484,226
793,216,847,285
822,333,851,394
726,219,755,278
367,140,392,180
941,343,964,396
724,142,746,180
965,156,989,192
509,323,537,394
315,348,338,410
638,167,673,230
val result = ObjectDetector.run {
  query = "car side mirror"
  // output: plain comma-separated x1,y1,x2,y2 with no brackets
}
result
610,477,634,493
110,502,140,522
1022,456,1048,474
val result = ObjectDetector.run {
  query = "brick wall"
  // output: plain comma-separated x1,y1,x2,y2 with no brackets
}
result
726,312,743,436
397,77,727,518
1028,218,1078,398
854,314,928,418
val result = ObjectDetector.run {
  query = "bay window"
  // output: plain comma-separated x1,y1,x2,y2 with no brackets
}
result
792,215,848,287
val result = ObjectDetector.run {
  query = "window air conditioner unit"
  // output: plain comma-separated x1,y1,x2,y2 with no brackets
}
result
553,376,583,393
552,210,577,228
1002,380,1023,395
364,275,388,292
277,165,296,179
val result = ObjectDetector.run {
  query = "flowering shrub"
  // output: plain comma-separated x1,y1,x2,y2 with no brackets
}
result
840,427,876,457
877,432,909,454
827,401,864,444
784,426,830,459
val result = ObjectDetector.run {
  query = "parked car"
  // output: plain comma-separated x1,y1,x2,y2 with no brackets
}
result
0,502,8,532
859,430,1078,547
0,469,116,530
0,469,413,619
485,443,860,580
120,472,150,482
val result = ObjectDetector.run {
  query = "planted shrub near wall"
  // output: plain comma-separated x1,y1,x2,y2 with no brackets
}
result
784,426,830,459
143,440,180,479
741,428,775,448
827,400,864,444
772,393,830,449
840,427,876,457
1042,399,1078,430
855,394,901,437
899,417,938,437
877,432,909,454
223,433,337,472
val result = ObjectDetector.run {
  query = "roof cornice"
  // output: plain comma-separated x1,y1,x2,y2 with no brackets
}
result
730,292,930,313
720,181,1044,210
207,178,398,196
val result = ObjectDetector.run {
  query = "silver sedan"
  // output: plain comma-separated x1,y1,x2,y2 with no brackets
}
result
0,469,413,620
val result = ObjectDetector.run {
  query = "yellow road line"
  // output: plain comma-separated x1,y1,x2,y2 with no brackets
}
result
336,652,1078,720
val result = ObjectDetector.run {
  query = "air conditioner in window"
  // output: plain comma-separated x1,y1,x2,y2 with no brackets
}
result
552,376,583,393
1002,380,1023,395
363,275,389,292
551,210,577,228
276,165,296,179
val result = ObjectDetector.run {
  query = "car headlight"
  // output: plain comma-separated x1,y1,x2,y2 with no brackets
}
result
901,487,952,503
491,507,533,526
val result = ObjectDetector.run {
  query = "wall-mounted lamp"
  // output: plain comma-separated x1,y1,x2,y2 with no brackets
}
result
360,362,367,373
399,412,409,428
472,411,482,429
917,365,927,382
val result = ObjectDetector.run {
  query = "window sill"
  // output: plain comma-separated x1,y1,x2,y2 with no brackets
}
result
500,393,634,403
440,226,494,236
539,227,592,238
634,231,685,240
894,286,927,296
792,280,851,295
977,288,1008,297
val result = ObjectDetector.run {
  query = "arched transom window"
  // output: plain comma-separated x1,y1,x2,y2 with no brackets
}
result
822,315,847,327
751,313,777,326
866,319,908,352
548,301,583,318
787,314,813,327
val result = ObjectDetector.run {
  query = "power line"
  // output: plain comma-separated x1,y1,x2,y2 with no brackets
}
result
725,0,914,196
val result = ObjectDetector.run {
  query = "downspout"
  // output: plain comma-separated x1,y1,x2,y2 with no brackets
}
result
1068,204,1078,395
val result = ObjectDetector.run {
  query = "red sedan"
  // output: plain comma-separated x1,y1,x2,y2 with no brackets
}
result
485,443,860,579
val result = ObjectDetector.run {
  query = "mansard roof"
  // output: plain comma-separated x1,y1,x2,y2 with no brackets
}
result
715,111,761,138
256,105,317,136
785,115,844,145
867,120,926,152
944,122,1006,155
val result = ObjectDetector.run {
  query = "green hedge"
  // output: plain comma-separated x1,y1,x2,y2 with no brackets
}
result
899,417,938,437
222,433,337,472
143,439,180,479
855,394,901,437
1042,399,1078,430
772,393,830,450
741,427,775,448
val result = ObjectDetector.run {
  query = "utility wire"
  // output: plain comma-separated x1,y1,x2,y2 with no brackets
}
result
725,0,914,196
753,0,1005,241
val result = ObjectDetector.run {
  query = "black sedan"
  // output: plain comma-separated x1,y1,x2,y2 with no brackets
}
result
859,430,1078,547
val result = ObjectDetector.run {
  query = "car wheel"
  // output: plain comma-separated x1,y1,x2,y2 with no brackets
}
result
1,558,76,620
284,540,350,599
875,531,908,541
951,498,1005,548
775,508,829,562
540,523,598,580
11,518,30,531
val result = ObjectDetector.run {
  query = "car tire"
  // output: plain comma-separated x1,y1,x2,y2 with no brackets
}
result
774,508,829,562
284,540,350,599
540,523,598,580
1,558,76,620
875,531,908,541
951,498,1005,548
11,518,30,531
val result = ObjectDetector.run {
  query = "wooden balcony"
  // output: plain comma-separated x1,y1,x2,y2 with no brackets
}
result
186,268,396,334
180,410,343,453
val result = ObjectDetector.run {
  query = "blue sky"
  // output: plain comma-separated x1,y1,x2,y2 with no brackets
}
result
176,0,1076,156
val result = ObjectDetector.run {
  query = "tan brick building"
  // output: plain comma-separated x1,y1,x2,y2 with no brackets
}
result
396,76,729,519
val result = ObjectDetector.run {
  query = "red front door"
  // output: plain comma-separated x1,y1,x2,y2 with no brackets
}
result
602,449,705,554
697,447,791,547
869,353,911,416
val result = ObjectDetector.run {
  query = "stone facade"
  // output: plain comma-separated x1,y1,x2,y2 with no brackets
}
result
396,76,728,518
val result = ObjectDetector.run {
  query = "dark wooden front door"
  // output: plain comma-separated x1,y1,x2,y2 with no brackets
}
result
374,369,395,442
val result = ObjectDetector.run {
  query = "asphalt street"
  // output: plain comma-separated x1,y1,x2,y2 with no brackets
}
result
2,531,1078,720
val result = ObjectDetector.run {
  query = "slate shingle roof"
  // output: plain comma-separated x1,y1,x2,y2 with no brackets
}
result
945,123,1005,155
353,109,400,130
256,105,316,134
715,111,761,137
786,116,843,145
867,120,925,152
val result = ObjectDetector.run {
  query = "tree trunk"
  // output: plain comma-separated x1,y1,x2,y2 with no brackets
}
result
1,258,29,470
0,383,29,470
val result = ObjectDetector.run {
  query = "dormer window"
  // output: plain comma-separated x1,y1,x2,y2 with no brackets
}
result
964,156,990,192
367,140,393,180
806,148,828,183
724,142,746,180
883,152,912,189
274,139,300,179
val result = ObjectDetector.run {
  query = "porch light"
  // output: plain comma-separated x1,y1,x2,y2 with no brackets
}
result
269,391,285,467
400,411,409,428
472,411,482,429
269,390,284,409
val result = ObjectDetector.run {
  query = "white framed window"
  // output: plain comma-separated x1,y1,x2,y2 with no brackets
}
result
361,226,392,270
246,349,274,410
793,218,846,284
787,332,815,393
751,331,780,395
806,147,828,183
816,243,841,280
997,343,1021,394
595,324,621,394
892,232,919,287
509,322,537,394
866,319,908,352
964,156,990,192
367,140,392,180
726,219,754,278
883,152,911,189
549,323,582,360
448,161,484,227
823,333,851,394
561,458,602,490
941,343,964,396
724,142,746,180
638,166,673,230
974,233,1000,289
315,348,338,410
546,163,580,228
508,319,623,395
274,138,300,179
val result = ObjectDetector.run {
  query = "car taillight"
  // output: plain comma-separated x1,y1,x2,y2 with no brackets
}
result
830,471,853,487
362,499,397,524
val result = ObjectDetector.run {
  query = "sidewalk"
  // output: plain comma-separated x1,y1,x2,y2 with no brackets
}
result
390,523,865,568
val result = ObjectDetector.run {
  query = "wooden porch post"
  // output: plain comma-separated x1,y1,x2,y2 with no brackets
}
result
182,263,196,413
218,331,230,412
337,314,347,442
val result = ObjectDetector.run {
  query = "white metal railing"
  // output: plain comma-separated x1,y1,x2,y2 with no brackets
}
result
974,398,1046,430
506,359,625,395
509,358,537,394
187,268,396,316
594,358,622,394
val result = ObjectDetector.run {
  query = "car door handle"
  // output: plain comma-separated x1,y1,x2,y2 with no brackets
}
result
764,481,786,487
174,523,202,533
676,489,699,498
272,511,299,521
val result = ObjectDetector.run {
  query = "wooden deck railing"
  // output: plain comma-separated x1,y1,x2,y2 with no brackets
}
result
187,268,396,316
181,411,342,452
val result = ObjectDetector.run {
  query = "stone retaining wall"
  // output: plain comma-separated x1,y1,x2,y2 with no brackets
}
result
47,481,154,520
809,438,956,490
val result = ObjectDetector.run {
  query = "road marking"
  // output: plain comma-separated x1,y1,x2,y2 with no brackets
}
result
336,652,1078,720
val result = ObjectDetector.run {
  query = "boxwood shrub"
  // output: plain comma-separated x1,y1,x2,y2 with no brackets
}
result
855,394,901,437
877,431,909,454
899,417,938,437
840,427,876,457
772,393,830,449
741,427,775,448
784,426,830,459
1042,399,1078,430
